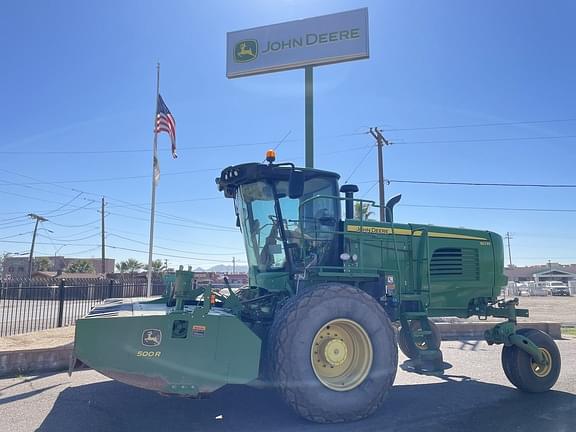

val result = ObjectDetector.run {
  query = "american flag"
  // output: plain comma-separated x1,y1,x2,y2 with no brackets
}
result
155,94,177,158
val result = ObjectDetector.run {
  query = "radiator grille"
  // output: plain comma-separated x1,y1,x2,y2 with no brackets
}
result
430,248,479,281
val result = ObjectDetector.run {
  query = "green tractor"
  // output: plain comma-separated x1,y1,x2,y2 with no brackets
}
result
72,155,561,423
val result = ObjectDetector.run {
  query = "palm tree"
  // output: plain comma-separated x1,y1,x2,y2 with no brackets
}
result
115,259,144,275
125,258,144,272
145,259,166,274
354,202,374,221
115,261,128,273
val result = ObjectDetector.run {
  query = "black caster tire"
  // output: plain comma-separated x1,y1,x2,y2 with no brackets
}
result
398,319,441,359
501,328,561,392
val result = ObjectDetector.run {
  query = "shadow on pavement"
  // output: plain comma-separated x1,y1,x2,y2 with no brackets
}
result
37,379,576,432
0,384,62,405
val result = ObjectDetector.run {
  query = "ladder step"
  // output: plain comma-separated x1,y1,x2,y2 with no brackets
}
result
403,312,428,319
412,330,433,336
399,294,425,301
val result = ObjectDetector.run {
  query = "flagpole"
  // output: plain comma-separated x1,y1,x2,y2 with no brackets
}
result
147,63,160,297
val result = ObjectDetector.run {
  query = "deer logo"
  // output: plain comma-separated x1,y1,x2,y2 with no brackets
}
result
142,329,162,347
234,39,258,63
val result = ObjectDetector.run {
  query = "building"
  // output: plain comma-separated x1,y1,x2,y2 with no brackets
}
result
2,256,115,278
505,263,576,284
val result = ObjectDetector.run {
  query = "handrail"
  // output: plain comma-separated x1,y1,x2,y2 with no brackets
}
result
296,195,404,293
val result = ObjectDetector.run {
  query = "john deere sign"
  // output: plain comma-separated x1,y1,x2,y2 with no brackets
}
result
226,8,369,78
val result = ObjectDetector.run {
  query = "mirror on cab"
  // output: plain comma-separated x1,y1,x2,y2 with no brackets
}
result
288,169,305,198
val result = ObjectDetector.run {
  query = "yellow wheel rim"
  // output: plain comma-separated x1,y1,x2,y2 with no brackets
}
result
531,348,552,378
310,319,373,391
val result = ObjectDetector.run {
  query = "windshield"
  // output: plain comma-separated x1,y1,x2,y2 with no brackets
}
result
235,177,338,272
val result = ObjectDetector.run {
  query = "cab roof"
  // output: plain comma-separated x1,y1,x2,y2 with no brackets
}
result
217,162,340,198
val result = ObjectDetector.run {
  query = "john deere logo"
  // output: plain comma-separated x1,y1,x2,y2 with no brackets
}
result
234,40,258,63
142,329,162,347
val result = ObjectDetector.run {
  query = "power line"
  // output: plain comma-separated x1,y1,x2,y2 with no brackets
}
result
44,192,84,215
107,197,221,208
399,204,576,213
343,146,374,184
0,132,368,156
394,134,576,146
107,211,238,232
0,221,39,231
0,168,220,186
48,218,101,228
3,118,575,155
106,245,246,263
39,232,102,242
378,117,576,132
109,228,242,250
360,181,379,198
387,179,576,188
108,233,244,256
0,145,372,188
0,168,238,234
0,231,33,240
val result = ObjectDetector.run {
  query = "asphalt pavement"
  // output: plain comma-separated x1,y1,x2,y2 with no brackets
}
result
0,340,574,432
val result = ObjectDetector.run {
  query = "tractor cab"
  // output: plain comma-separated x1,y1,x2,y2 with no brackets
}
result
217,154,341,287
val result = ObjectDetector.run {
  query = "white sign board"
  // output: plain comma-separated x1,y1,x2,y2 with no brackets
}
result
226,8,369,78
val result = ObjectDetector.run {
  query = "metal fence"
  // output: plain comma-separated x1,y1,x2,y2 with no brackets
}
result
0,277,165,337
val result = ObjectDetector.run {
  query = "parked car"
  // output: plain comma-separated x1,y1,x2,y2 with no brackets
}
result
550,284,571,296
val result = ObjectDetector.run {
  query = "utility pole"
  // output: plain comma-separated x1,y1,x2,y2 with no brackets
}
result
369,127,391,222
505,232,513,267
28,213,48,280
101,197,106,275
232,256,236,273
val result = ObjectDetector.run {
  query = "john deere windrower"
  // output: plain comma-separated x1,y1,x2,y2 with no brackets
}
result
72,152,561,423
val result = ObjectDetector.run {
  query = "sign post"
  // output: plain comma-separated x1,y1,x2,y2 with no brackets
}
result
227,8,369,168
305,66,313,168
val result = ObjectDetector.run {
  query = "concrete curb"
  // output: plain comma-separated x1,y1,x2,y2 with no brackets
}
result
0,343,73,378
0,322,563,378
436,321,562,341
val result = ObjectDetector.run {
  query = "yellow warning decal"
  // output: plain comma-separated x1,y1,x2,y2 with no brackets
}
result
345,225,487,241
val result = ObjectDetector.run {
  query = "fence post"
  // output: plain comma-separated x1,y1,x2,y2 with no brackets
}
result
108,279,114,299
57,279,65,328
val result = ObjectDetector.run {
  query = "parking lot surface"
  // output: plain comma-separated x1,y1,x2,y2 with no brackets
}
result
0,339,574,432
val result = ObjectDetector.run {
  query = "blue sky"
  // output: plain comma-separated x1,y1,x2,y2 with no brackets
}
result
1,0,575,269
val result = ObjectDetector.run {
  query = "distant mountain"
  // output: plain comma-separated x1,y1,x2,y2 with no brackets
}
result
193,264,248,273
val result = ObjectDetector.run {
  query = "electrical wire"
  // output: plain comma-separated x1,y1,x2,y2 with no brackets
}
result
378,117,576,132
343,146,374,184
106,244,246,263
108,233,243,256
387,179,576,188
109,228,242,250
399,204,576,213
395,134,576,146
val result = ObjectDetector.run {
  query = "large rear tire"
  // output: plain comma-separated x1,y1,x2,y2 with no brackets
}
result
398,319,441,359
268,283,397,423
501,328,561,392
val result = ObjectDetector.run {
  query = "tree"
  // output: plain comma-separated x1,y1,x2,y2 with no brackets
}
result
34,257,52,272
145,259,167,274
354,202,374,221
0,253,9,274
116,258,144,275
66,260,95,273
115,261,128,273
